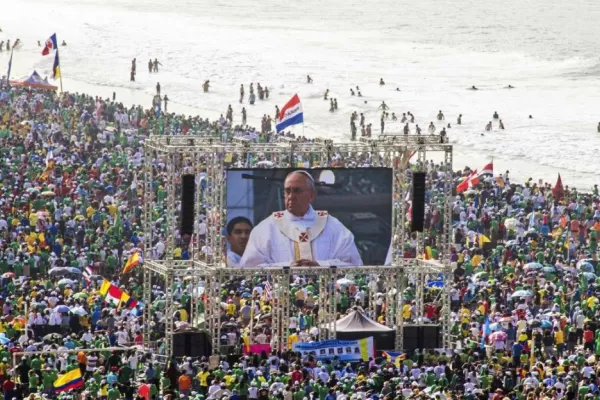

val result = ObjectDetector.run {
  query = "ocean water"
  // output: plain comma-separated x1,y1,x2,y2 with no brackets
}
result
2,0,600,189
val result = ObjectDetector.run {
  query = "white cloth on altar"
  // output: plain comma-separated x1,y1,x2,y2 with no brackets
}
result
239,206,363,267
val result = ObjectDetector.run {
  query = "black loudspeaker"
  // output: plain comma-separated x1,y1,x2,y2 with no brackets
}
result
421,325,441,349
403,325,420,352
411,172,426,232
172,330,212,358
180,175,196,236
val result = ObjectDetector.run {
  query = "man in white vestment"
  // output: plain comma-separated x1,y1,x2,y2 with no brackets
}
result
226,216,253,267
239,170,363,267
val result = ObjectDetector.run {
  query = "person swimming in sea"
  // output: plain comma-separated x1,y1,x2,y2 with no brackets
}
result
61,40,67,46
457,114,462,125
350,88,355,96
499,120,505,130
38,40,41,47
203,80,210,92
324,89,329,100
469,85,478,90
485,121,492,131
506,85,514,89
597,122,600,133
306,75,313,84
493,111,499,119
379,78,385,85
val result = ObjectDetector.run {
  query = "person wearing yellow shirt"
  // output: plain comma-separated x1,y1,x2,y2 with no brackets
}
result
64,287,73,297
471,254,482,267
402,304,411,320
197,368,210,391
173,247,182,259
86,206,95,219
107,203,117,216
13,319,23,332
225,301,236,317
28,212,39,228
288,331,299,349
179,307,189,322
554,327,564,355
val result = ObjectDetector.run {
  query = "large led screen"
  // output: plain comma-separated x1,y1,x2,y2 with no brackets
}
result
225,168,392,267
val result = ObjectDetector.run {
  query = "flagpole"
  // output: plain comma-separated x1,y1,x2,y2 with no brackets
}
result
6,48,14,87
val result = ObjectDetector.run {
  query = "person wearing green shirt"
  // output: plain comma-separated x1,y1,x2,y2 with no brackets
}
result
28,369,39,392
29,356,42,371
107,386,121,400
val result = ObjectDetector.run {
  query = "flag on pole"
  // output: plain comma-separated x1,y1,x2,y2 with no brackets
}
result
106,285,124,306
264,279,273,300
478,234,491,248
276,94,303,132
456,170,479,193
52,50,61,79
42,33,58,56
54,368,84,393
82,266,93,283
6,49,13,83
552,174,564,201
478,161,493,177
122,251,141,274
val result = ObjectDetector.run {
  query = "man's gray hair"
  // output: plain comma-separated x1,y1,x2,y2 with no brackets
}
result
286,170,315,190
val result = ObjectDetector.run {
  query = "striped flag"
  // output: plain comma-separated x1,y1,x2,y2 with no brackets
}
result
82,266,93,283
122,251,141,274
264,279,273,300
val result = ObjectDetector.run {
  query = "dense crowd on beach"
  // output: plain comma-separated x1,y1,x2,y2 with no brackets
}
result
2,76,600,400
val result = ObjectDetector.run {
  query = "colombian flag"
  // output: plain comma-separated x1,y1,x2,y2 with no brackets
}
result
119,292,138,309
122,251,141,274
54,368,84,392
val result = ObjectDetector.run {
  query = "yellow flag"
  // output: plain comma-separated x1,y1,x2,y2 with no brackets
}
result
479,235,491,248
99,279,112,296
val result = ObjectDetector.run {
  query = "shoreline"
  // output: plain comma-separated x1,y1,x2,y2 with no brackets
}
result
59,76,593,191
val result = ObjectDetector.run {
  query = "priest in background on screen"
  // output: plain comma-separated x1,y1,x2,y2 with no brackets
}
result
239,171,363,267
226,217,253,267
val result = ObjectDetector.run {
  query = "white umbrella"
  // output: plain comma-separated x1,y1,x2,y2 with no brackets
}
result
504,218,518,230
71,307,88,316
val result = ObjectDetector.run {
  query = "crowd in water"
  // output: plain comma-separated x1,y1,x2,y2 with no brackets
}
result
2,77,600,400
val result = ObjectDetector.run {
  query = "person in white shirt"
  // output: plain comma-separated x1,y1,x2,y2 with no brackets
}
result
226,217,253,267
240,171,362,267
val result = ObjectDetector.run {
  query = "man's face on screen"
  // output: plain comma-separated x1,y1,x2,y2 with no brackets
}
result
228,222,252,256
284,173,315,217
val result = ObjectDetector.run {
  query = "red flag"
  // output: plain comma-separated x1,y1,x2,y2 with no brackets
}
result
457,170,479,193
553,174,564,200
478,161,493,177
106,285,124,306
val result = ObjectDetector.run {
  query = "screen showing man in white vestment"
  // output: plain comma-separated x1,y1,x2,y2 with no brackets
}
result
226,168,392,267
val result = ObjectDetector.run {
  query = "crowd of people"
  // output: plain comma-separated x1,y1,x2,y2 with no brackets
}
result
1,77,599,399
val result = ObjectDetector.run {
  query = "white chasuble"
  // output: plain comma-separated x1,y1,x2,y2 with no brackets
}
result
239,206,363,267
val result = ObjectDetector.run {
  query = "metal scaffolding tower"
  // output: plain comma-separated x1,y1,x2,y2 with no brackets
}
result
142,135,455,357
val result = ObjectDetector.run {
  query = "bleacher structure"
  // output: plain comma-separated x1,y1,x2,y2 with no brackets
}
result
141,135,455,357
